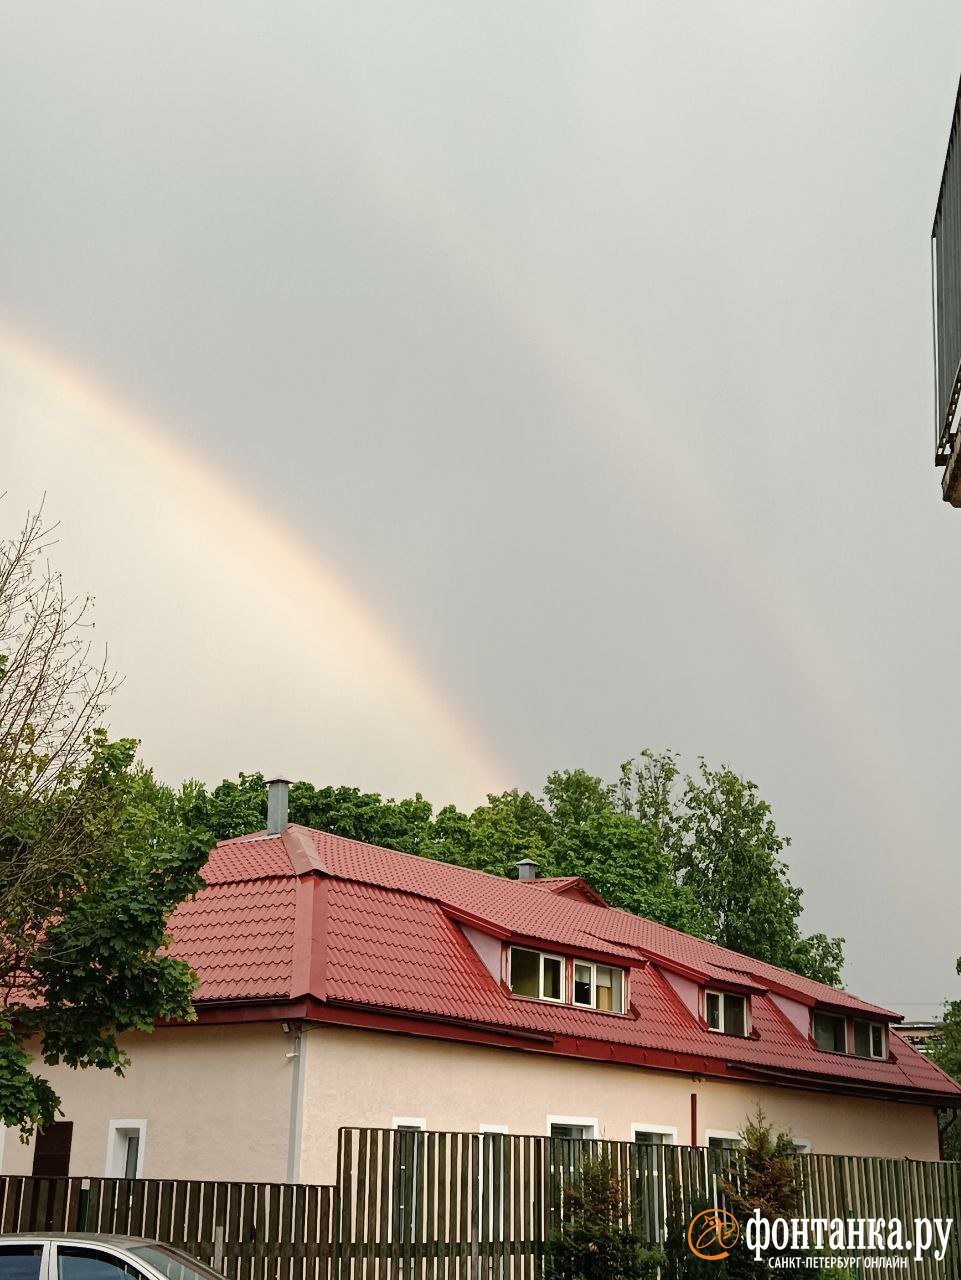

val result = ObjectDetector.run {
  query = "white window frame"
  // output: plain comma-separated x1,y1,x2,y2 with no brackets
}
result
572,960,626,1014
704,990,748,1036
631,1124,677,1145
546,1115,597,1139
572,960,596,1008
852,1019,886,1059
391,1117,425,1130
508,947,565,1003
105,1119,146,1178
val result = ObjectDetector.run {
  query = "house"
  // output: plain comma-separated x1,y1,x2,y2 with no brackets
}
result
932,72,961,503
2,779,958,1185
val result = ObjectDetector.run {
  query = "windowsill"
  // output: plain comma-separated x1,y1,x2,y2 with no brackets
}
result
508,991,628,1016
705,1026,750,1038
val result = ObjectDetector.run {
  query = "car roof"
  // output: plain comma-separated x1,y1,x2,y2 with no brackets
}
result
0,1235,158,1245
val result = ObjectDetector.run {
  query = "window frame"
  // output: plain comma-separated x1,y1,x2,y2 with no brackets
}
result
703,989,749,1036
812,1010,849,1054
572,960,626,1014
546,1115,597,1139
705,1130,742,1151
0,1243,47,1280
53,1244,148,1280
508,947,626,1013
853,1019,887,1060
508,946,565,1003
105,1119,146,1179
631,1124,677,1146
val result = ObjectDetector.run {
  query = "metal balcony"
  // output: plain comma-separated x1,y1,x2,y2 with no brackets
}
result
932,74,961,502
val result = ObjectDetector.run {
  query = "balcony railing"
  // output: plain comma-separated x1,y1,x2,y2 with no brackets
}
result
933,75,961,467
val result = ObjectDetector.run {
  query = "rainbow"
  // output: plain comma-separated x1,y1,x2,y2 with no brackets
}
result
0,316,510,807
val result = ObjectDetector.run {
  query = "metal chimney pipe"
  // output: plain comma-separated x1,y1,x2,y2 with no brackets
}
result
515,858,538,881
267,775,291,835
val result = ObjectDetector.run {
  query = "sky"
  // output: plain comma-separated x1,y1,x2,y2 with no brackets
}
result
2,2,961,1018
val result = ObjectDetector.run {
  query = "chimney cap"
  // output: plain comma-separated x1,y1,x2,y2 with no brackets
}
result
515,858,539,881
267,772,292,784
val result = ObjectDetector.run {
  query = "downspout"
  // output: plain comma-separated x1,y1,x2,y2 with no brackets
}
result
690,1091,698,1147
938,1106,958,1160
287,1026,308,1183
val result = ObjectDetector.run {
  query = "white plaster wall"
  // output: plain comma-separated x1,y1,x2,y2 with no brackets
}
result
1,1023,294,1182
299,1025,941,1185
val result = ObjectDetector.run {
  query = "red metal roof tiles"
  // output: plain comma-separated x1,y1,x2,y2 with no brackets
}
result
165,824,960,1102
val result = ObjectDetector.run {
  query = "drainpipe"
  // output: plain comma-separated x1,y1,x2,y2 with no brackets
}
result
938,1107,959,1160
286,1025,307,1183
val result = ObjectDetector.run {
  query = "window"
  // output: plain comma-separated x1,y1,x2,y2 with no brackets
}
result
704,991,747,1036
853,1020,886,1059
57,1249,143,1280
633,1126,676,1146
509,947,562,1001
707,1134,741,1151
572,961,625,1013
548,1118,596,1140
127,1247,224,1280
0,1247,44,1280
106,1120,146,1179
813,1011,847,1053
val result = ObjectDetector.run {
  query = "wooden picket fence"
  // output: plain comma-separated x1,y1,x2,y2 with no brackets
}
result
2,1128,961,1280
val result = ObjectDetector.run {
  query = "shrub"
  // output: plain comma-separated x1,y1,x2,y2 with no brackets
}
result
544,1153,662,1280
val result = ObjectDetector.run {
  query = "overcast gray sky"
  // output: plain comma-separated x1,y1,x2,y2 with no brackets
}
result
3,2,961,1017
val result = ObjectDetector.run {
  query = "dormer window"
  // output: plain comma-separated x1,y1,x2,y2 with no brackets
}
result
813,1011,847,1053
573,962,625,1014
508,947,625,1012
854,1020,886,1059
705,990,747,1036
509,947,563,1001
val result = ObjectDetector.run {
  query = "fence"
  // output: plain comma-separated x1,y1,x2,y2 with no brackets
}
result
2,1129,960,1280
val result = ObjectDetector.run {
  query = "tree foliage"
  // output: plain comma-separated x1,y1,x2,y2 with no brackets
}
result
717,1107,804,1280
928,982,961,1161
0,509,208,1136
170,755,842,985
544,1153,662,1280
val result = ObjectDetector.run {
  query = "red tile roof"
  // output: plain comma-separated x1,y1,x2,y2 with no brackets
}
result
165,825,961,1102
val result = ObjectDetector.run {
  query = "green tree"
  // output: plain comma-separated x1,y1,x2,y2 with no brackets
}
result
173,751,842,985
0,509,207,1136
928,984,961,1160
717,1107,804,1280
544,1153,662,1280
623,753,843,985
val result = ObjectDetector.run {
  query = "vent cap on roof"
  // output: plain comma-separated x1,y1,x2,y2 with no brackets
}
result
515,858,538,881
267,775,291,835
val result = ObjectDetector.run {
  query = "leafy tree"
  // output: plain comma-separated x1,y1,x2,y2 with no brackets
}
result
544,1153,662,1280
928,986,961,1160
171,753,842,985
621,753,843,985
0,509,208,1136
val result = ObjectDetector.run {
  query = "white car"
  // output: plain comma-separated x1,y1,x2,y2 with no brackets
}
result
0,1236,224,1280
